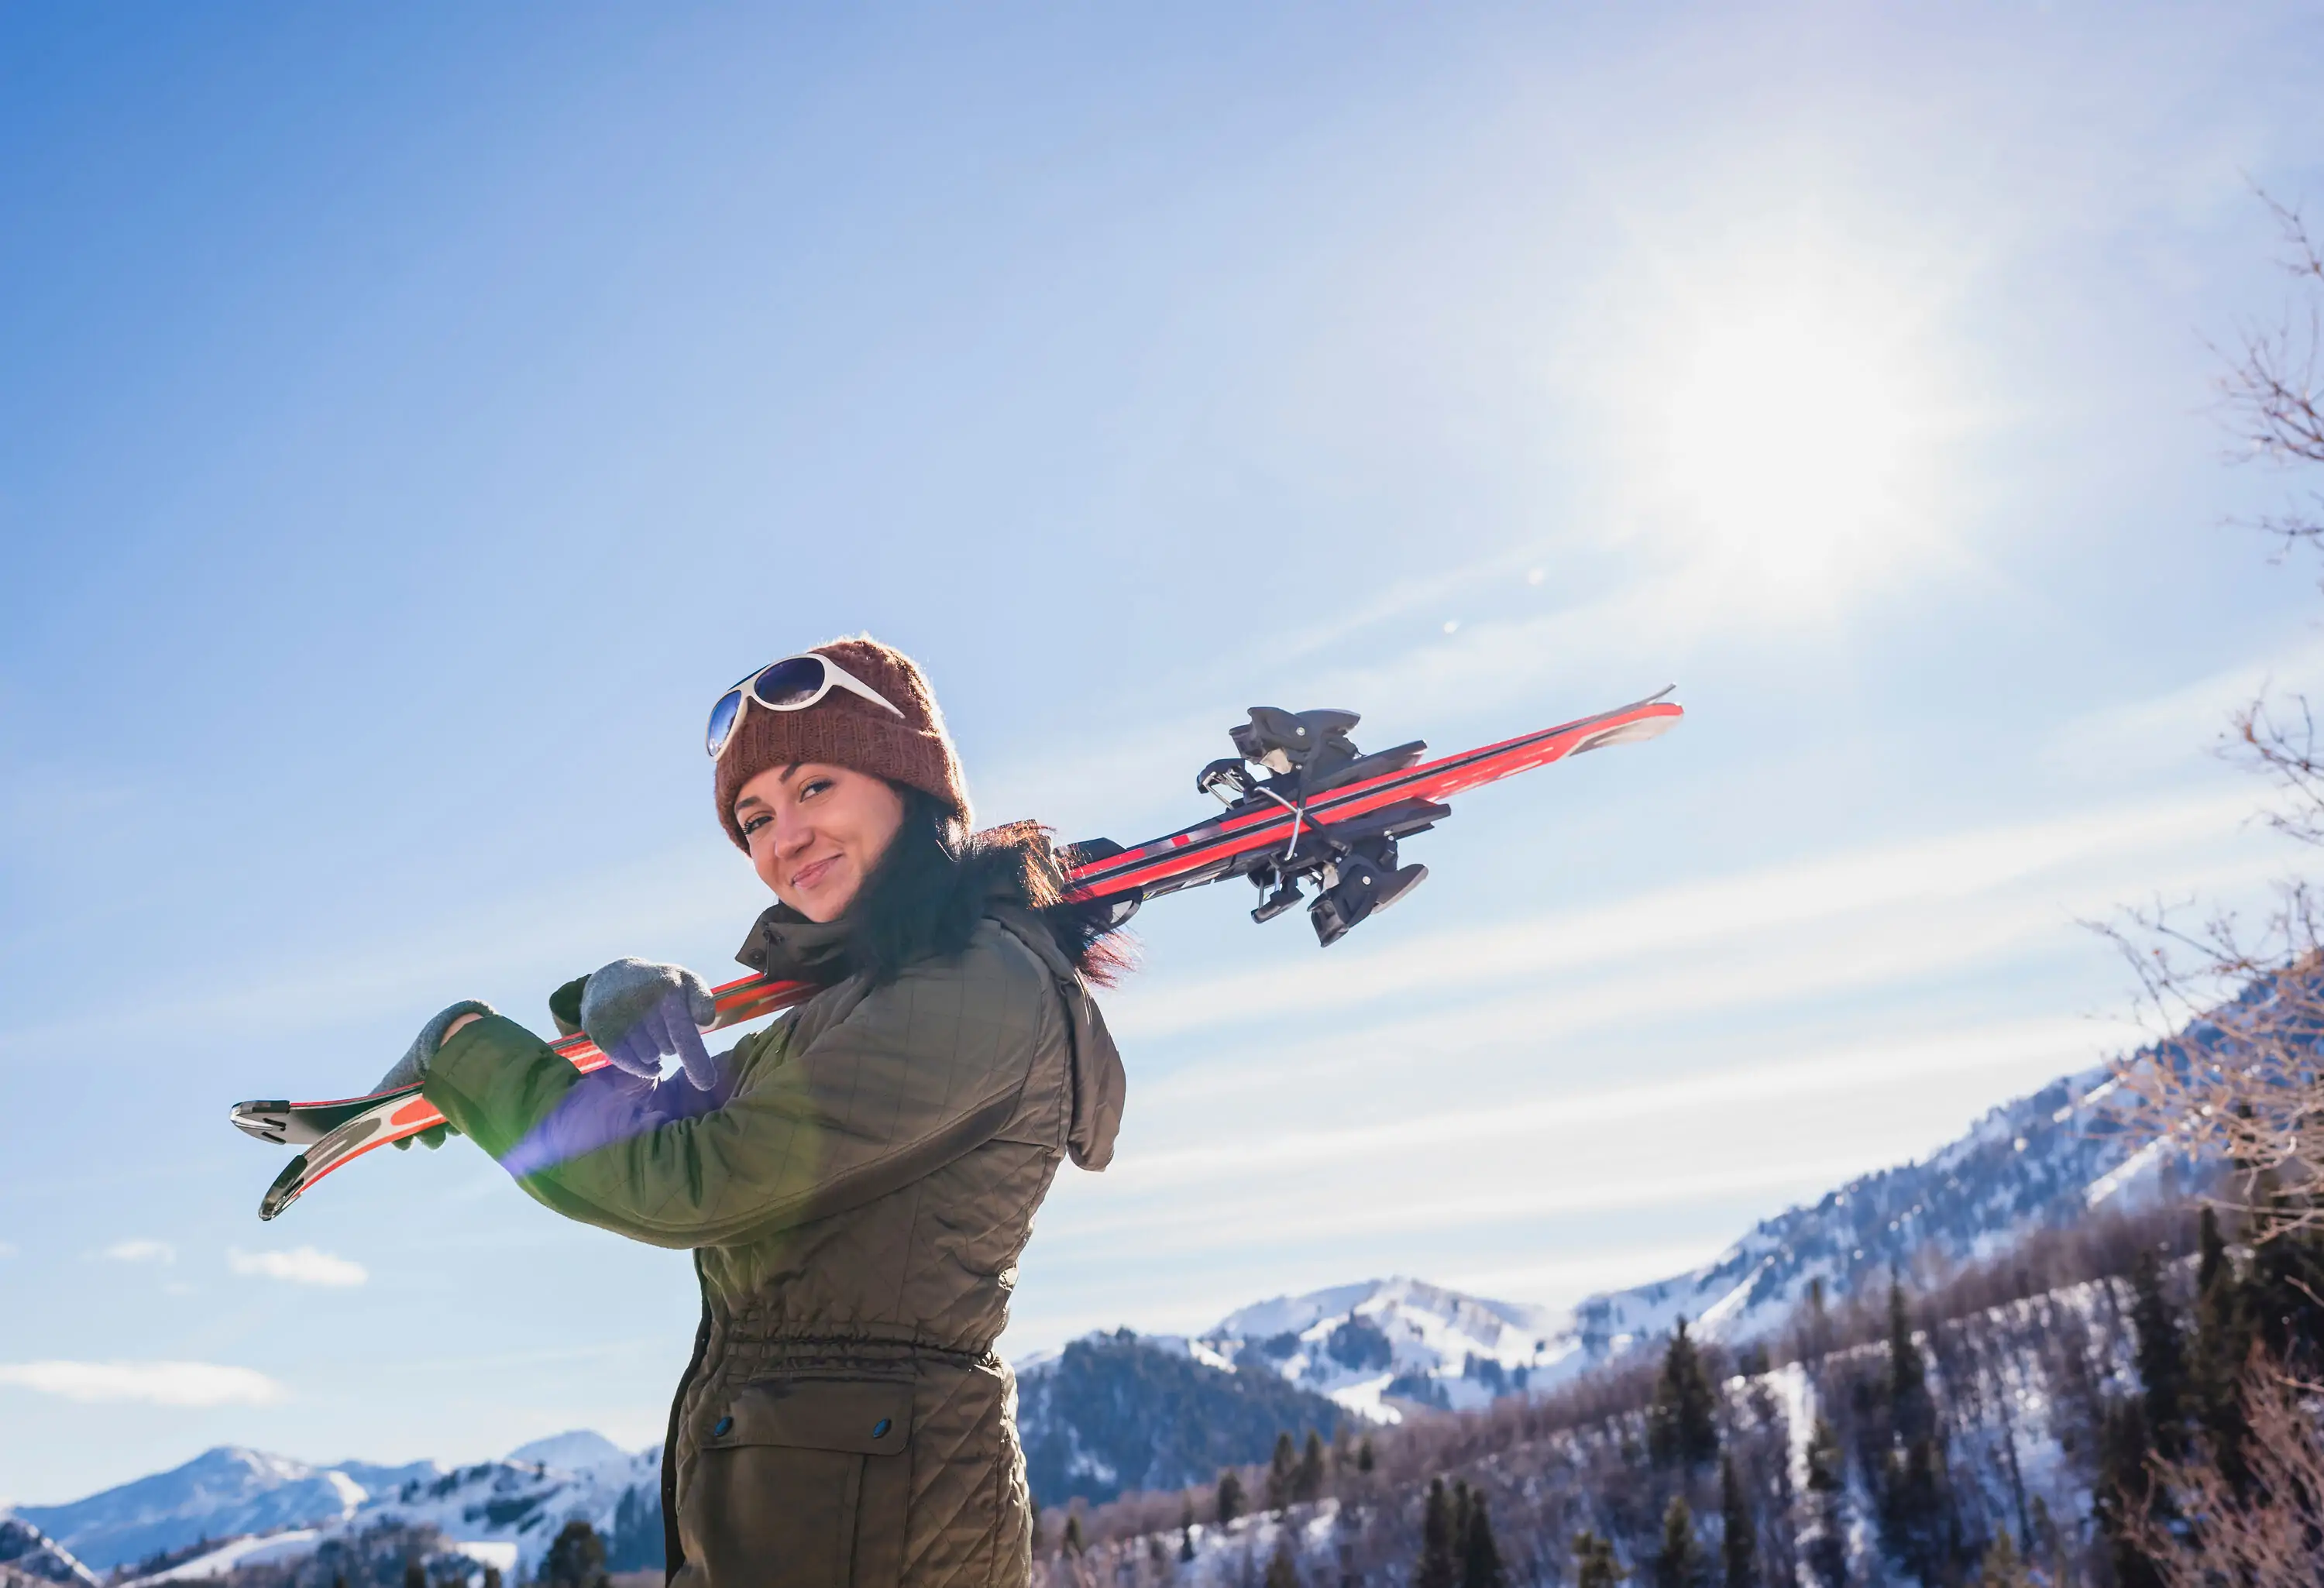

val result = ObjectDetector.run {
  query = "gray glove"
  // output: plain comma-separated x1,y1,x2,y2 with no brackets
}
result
375,999,495,1150
579,959,717,1090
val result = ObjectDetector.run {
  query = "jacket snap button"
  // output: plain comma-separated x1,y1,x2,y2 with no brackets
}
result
712,1416,733,1437
871,1418,891,1438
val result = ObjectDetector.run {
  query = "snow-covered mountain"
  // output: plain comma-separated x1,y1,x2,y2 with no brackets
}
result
10,1450,432,1574
1198,1275,1563,1418
1013,1273,1561,1504
0,1518,101,1588
338,1442,661,1574
5,1440,658,1579
15,1050,2212,1558
1535,1062,2205,1382
1012,1057,2204,1504
1016,1330,1350,1506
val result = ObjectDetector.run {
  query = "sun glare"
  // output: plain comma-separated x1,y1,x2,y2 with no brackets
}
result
1614,239,1952,614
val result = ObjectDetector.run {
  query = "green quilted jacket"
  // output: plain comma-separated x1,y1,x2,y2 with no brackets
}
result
423,902,1125,1588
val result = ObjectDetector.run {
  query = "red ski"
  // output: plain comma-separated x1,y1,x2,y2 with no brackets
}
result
232,689,1681,1218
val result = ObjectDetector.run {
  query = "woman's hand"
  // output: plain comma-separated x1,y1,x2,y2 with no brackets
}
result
374,999,496,1150
579,958,719,1090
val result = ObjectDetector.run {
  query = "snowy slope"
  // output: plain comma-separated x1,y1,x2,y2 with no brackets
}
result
1198,1275,1563,1418
8,1440,660,1579
0,1519,101,1588
1026,1060,2205,1445
9,1449,430,1573
327,1443,662,1573
1015,1330,1352,1506
1534,1063,2205,1382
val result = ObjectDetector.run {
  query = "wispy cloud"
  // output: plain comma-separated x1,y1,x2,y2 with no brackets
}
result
0,1240,17,1258
96,1239,174,1265
1045,1153,1879,1261
228,1247,368,1287
2049,629,2324,778
1114,1016,2113,1192
0,1360,286,1407
1109,785,2259,1044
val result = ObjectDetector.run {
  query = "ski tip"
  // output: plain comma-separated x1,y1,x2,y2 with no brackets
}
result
230,1101,293,1146
258,1155,309,1222
1572,710,1681,756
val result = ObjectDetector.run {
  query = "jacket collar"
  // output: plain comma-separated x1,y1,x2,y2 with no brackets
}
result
734,906,856,983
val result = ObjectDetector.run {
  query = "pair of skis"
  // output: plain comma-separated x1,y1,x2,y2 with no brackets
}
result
231,689,1683,1218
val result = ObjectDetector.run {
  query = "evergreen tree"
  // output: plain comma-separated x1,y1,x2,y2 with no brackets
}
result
1719,1454,1758,1588
2188,1207,2254,1494
1264,1539,1301,1588
1878,1281,1954,1586
1267,1431,1297,1512
539,1523,608,1588
1064,1512,1087,1555
1647,1317,1721,1469
1357,1436,1377,1473
403,1564,425,1588
1976,1530,2032,1588
1460,1493,1506,1588
483,1571,501,1588
1572,1531,1624,1588
2090,1397,2164,1588
1879,1435,1951,1587
2029,1497,2070,1588
1294,1428,1326,1504
1885,1281,1934,1445
1180,1497,1197,1562
1216,1468,1246,1525
2129,1246,2189,1457
1415,1478,1459,1588
1654,1496,1704,1588
1803,1417,1848,1588
2243,1183,2324,1370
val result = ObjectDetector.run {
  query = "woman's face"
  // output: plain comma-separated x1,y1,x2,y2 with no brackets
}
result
734,762,907,923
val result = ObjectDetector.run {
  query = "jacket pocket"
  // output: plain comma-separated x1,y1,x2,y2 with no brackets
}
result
683,1376,913,1588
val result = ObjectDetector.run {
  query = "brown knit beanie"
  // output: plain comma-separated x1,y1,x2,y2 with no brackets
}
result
713,636,971,851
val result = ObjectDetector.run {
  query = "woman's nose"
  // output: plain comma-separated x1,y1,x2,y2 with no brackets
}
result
772,810,813,856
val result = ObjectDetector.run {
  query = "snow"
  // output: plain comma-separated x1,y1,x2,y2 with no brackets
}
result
503,1432,630,1479
14,1440,660,1580
1190,1275,1562,1418
121,1531,321,1585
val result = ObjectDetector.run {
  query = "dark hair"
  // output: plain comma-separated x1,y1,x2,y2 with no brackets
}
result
843,787,1134,987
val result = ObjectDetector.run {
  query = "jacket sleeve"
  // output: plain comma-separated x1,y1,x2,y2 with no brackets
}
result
421,927,1052,1249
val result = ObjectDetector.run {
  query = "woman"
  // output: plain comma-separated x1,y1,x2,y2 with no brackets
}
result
380,637,1128,1588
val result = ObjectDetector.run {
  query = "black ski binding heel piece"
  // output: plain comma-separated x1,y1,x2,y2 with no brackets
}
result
1195,706,1436,947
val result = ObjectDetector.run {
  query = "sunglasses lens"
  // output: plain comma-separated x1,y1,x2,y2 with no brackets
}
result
706,689,744,757
750,655,830,710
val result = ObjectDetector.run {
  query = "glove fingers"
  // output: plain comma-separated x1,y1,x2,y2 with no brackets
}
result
674,1015,717,1092
601,1033,661,1079
681,969,718,1028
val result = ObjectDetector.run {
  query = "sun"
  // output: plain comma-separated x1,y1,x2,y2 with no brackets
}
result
1612,234,1954,614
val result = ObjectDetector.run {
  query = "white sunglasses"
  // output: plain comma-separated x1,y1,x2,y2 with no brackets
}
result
707,653,906,762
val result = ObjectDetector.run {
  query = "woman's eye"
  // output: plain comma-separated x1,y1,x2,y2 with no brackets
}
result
799,779,832,801
739,813,770,837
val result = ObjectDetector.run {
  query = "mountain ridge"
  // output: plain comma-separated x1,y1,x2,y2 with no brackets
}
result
9,1052,2205,1549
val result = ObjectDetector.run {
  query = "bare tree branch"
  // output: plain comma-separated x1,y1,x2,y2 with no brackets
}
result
2127,1350,2324,1588
2219,191,2324,558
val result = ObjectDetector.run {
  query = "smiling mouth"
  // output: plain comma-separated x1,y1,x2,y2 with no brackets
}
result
790,855,841,892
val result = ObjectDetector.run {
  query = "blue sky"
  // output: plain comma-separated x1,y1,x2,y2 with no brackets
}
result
5,1,2324,1504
